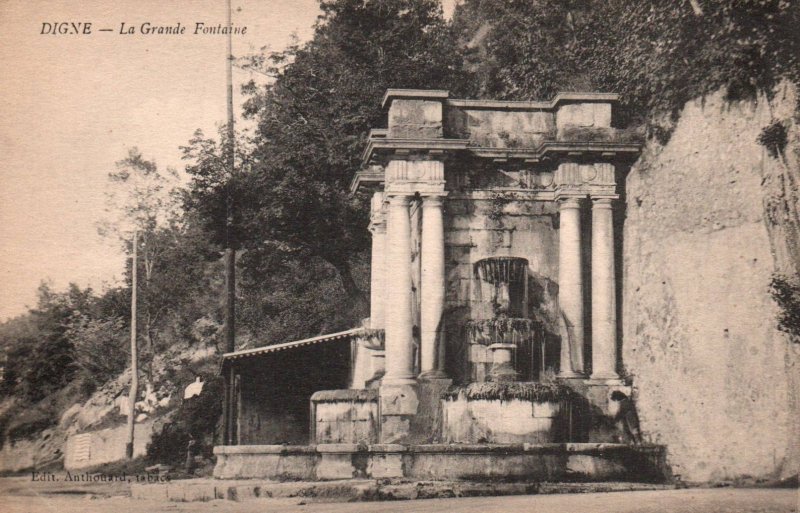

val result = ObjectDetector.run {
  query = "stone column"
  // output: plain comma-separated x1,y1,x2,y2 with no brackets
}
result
558,196,585,377
419,194,447,379
383,194,416,386
369,193,386,329
591,197,620,380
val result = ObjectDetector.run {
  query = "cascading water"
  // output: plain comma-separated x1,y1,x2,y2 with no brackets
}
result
468,257,541,382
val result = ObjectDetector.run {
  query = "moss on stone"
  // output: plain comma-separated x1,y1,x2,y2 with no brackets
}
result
310,389,378,403
442,382,573,403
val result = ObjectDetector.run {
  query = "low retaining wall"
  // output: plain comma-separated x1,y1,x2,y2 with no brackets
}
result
64,420,155,470
443,398,565,443
310,389,379,444
213,443,667,482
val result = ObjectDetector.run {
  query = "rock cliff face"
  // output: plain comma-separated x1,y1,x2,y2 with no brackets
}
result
622,83,800,483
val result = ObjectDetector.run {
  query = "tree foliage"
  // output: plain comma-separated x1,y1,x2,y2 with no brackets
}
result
235,0,469,299
453,0,800,129
771,273,800,343
0,283,97,401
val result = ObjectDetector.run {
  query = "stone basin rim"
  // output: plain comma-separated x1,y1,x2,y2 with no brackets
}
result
214,442,664,455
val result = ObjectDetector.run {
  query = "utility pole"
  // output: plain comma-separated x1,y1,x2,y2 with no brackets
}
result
224,0,235,355
222,0,237,446
126,229,138,459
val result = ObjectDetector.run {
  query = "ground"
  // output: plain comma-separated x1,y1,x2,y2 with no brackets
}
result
0,477,796,513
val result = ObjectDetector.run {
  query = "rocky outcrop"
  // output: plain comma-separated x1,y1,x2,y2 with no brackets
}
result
0,340,217,473
622,82,800,483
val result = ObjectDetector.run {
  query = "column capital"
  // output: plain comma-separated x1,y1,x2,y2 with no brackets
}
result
386,193,413,206
557,195,584,209
421,193,448,207
590,195,618,207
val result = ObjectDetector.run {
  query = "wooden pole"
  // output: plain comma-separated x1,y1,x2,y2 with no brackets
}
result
223,0,236,355
222,0,237,446
126,229,138,459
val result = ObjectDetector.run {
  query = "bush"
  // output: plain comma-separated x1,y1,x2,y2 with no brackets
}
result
771,273,800,343
758,119,790,159
146,374,222,466
66,316,128,391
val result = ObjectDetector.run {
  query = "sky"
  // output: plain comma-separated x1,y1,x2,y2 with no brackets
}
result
0,0,324,320
0,0,459,321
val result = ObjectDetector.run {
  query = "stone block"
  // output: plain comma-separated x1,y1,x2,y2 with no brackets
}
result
379,384,419,415
449,215,475,231
316,453,356,480
566,454,627,481
445,200,470,215
388,99,443,139
368,453,404,478
380,416,412,444
316,443,360,453
556,102,612,131
445,228,472,246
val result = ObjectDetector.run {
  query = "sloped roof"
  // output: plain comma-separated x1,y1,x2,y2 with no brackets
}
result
221,328,364,362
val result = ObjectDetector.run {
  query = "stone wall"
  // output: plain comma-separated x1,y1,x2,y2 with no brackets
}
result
311,389,379,444
442,398,562,443
443,194,561,382
0,427,66,472
64,420,155,470
214,443,667,482
622,84,800,483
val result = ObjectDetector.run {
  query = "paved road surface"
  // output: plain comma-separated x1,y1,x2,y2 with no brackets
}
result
1,477,796,513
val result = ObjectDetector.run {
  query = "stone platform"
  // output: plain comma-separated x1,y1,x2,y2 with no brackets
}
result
213,443,667,482
131,478,676,503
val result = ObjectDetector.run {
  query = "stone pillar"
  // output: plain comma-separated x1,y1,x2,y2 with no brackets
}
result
488,343,517,382
369,193,386,329
419,194,447,379
558,196,585,377
383,194,415,386
350,341,372,389
591,197,620,380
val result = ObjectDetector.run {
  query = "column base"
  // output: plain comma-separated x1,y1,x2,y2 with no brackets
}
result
558,371,586,379
418,370,447,380
382,376,417,386
379,384,419,444
587,374,623,385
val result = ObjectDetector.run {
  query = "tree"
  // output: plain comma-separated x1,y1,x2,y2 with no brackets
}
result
100,147,182,378
233,0,469,317
65,315,128,387
0,282,97,402
451,0,800,127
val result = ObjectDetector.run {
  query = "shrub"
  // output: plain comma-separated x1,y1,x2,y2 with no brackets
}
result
758,119,790,159
146,374,222,466
771,273,800,343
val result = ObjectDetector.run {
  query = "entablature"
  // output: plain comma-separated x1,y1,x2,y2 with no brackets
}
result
352,89,641,194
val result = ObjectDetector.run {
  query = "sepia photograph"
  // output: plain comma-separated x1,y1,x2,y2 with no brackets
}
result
0,1,798,511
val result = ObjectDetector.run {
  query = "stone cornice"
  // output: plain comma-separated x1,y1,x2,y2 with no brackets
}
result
382,89,449,108
362,139,640,167
354,140,640,193
350,169,384,194
468,142,641,161
361,137,470,164
446,92,619,111
381,90,619,111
